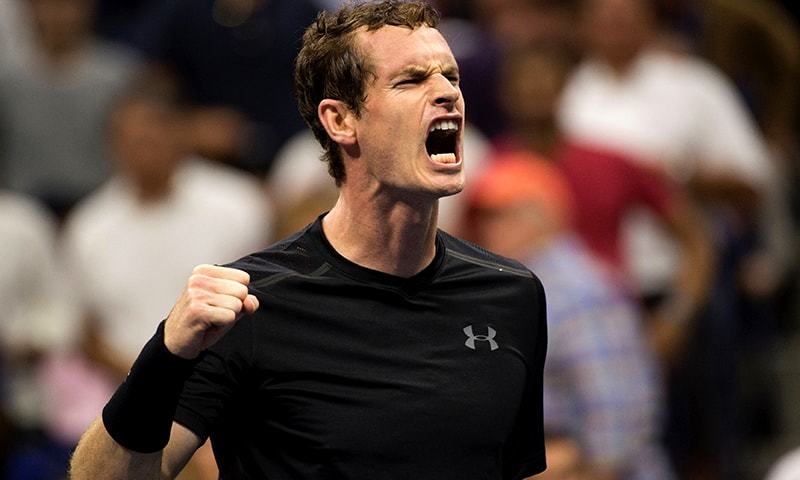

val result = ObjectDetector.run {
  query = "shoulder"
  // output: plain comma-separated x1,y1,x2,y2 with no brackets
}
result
440,231,535,279
439,231,545,305
223,222,323,286
180,158,272,212
0,193,57,246
641,49,734,93
62,180,128,242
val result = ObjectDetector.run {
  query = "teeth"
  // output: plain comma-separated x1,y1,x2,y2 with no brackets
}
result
431,153,457,164
428,119,459,133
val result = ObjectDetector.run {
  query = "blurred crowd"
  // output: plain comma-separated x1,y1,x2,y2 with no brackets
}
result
0,0,798,479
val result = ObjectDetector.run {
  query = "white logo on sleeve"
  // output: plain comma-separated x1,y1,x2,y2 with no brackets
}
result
463,325,499,351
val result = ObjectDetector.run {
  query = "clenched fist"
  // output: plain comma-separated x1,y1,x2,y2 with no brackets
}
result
164,264,259,359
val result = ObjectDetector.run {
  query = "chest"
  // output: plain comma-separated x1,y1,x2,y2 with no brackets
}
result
239,279,532,459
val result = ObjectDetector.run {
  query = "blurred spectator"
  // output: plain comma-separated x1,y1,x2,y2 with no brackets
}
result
457,0,579,138
659,0,800,158
0,0,140,219
495,46,714,367
559,0,775,291
48,88,270,468
129,0,319,176
268,124,490,236
53,86,273,479
466,154,673,480
0,191,77,478
62,86,272,378
696,0,800,343
701,0,800,159
558,0,788,477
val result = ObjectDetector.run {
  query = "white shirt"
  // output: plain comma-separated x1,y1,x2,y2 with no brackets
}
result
558,48,773,292
62,158,273,362
0,193,75,351
0,192,76,426
559,48,770,187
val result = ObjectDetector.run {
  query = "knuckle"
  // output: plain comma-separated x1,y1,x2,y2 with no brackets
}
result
235,284,249,299
222,308,237,323
185,286,206,301
232,297,244,311
192,264,212,275
185,301,206,319
187,274,207,289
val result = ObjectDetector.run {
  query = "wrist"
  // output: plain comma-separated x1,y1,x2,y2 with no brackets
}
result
102,321,197,453
163,325,201,360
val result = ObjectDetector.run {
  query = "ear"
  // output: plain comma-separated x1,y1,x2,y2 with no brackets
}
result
318,99,357,148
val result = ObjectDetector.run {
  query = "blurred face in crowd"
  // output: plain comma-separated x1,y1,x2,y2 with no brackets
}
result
110,98,184,196
348,25,465,201
501,50,570,125
29,0,95,52
472,203,553,260
581,0,655,68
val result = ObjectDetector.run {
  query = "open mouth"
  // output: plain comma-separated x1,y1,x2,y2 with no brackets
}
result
425,119,459,164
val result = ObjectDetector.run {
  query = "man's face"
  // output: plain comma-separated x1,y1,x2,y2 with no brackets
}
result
110,99,182,185
350,25,465,201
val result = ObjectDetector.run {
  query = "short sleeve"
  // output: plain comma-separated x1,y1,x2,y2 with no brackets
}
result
174,315,255,440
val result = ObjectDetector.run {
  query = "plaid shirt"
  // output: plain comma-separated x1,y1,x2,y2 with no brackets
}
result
525,235,673,480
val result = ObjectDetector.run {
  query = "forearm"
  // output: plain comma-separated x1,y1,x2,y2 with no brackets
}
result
71,323,199,479
670,197,714,314
70,417,164,479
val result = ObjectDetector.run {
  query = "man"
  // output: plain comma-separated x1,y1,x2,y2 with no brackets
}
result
69,2,548,479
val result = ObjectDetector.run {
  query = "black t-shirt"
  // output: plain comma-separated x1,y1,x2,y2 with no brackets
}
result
174,216,547,479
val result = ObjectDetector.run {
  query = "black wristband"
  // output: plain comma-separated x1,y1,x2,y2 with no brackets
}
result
102,321,197,453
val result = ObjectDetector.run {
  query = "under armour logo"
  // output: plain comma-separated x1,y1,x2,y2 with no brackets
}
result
463,325,499,351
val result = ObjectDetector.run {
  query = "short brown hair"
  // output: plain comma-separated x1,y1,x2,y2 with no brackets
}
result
294,0,440,186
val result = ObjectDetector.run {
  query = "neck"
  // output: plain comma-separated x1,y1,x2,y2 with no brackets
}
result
38,37,87,68
322,188,439,278
132,173,174,204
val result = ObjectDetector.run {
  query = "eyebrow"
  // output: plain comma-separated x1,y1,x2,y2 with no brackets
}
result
396,64,460,79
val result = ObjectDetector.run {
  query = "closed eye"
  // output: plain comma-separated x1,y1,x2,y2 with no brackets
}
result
396,77,424,87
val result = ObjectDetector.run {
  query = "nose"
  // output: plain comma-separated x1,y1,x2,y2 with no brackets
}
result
431,75,460,109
